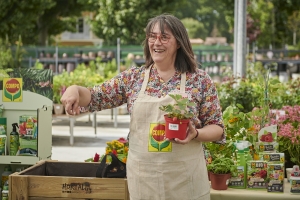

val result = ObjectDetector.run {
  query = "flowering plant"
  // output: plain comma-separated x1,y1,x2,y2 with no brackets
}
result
159,94,195,120
85,137,129,163
105,137,129,163
271,105,300,166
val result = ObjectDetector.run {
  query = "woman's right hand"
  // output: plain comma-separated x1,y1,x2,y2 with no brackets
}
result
60,85,81,115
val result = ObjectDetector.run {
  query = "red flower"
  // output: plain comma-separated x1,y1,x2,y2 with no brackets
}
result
93,153,100,162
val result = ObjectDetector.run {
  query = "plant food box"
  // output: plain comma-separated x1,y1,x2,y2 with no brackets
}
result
229,166,246,188
255,142,279,153
247,161,268,189
259,152,285,164
18,115,38,156
257,125,277,143
290,176,300,193
267,163,284,192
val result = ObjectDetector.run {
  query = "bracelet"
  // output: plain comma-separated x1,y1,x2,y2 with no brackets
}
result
193,129,199,140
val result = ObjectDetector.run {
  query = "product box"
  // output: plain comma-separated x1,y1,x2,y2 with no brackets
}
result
247,161,268,189
9,160,129,199
257,125,277,143
267,163,284,192
259,152,285,164
255,142,279,153
229,151,250,189
0,135,7,155
229,166,246,188
0,117,7,135
290,176,300,193
18,115,38,156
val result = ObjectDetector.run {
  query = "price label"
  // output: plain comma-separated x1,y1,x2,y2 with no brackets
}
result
168,123,179,131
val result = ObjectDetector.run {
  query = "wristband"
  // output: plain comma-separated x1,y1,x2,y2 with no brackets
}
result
193,129,199,140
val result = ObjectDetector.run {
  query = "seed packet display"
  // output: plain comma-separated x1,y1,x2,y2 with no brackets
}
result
247,161,268,189
267,163,284,193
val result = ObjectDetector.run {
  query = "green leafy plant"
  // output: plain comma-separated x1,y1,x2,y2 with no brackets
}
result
53,64,105,103
159,94,195,120
207,157,237,175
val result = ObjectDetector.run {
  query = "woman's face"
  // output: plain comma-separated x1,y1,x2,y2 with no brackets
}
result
148,23,179,66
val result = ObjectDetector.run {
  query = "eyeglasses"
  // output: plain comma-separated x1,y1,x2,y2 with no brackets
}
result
147,33,171,44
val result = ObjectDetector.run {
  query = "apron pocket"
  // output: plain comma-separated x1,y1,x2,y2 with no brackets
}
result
160,161,192,200
138,161,161,199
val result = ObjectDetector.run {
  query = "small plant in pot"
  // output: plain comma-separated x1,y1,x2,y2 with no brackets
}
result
207,157,237,190
159,94,195,140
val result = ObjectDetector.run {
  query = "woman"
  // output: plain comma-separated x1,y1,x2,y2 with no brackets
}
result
61,14,224,200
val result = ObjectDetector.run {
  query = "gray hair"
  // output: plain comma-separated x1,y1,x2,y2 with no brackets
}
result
143,14,198,73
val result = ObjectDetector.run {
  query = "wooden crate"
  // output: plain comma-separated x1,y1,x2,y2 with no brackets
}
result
9,160,129,200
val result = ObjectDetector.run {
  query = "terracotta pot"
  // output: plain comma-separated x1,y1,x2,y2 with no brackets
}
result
209,172,231,190
164,115,189,140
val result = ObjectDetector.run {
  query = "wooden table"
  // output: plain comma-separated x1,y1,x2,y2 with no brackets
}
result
211,179,299,200
52,112,97,145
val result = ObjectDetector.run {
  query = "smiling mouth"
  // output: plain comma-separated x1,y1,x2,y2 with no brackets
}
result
154,49,165,53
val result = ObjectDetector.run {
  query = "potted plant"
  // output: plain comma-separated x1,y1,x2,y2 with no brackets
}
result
207,157,237,190
159,94,195,140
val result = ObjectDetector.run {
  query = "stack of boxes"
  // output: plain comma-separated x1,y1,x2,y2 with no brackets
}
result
247,124,285,193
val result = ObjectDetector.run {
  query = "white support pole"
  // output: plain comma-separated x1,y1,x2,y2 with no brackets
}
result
113,38,121,128
233,0,247,77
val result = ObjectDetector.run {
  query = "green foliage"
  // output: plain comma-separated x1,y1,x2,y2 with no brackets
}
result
204,142,233,160
0,35,26,80
217,62,290,113
207,157,237,175
181,18,208,39
0,0,97,45
52,59,118,103
91,0,185,45
159,94,195,119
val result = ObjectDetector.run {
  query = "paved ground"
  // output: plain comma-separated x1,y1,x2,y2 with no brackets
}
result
51,112,130,162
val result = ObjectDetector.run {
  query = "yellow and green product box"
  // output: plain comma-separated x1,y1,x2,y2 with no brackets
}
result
255,142,279,153
267,163,284,193
247,161,268,189
18,115,38,156
259,152,285,164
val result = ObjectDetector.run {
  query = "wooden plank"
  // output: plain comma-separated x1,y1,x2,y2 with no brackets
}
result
10,174,29,200
10,161,129,200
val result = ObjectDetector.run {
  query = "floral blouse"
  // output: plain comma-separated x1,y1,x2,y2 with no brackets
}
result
88,65,225,143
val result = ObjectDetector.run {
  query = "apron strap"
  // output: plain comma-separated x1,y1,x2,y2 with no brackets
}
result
180,72,186,93
140,67,151,93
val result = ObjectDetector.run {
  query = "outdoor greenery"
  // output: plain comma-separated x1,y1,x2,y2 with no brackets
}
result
52,59,118,103
91,0,185,45
0,0,97,45
1,0,300,48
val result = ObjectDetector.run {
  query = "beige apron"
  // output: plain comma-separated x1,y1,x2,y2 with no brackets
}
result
127,67,210,200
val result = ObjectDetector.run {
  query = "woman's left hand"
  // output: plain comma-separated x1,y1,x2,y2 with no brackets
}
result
168,121,198,144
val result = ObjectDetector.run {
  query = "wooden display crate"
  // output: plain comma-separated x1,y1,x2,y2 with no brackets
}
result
9,160,129,200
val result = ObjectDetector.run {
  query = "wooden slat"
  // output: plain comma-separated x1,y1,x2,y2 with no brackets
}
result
10,174,29,200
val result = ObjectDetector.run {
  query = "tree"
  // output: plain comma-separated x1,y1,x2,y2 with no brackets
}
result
181,18,208,39
91,0,185,45
287,11,300,46
184,0,234,43
247,0,300,48
0,0,97,45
